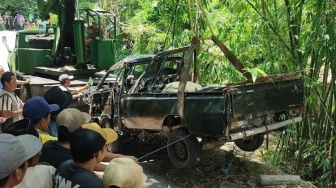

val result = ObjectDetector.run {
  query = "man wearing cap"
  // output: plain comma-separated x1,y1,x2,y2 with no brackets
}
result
39,108,91,168
44,86,72,137
103,158,147,188
40,108,137,171
59,74,90,99
0,133,42,188
3,119,56,188
0,71,24,131
23,96,60,143
54,123,117,188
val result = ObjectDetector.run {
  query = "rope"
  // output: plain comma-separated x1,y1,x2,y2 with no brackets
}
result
138,134,190,161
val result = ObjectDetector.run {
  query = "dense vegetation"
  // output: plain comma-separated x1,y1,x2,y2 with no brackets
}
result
2,0,335,186
111,1,335,187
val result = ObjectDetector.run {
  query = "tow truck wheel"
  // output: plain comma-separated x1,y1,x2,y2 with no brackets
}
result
101,116,119,152
234,134,265,152
167,128,201,169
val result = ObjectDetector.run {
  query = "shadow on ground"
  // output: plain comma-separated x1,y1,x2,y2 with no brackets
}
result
116,134,315,188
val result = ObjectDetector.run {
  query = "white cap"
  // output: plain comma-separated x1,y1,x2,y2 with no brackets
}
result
56,108,91,133
59,74,74,82
103,158,147,188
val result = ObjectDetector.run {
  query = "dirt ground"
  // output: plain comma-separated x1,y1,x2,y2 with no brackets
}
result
117,133,316,188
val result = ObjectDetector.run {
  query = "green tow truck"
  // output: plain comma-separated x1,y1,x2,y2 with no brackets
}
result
2,0,122,100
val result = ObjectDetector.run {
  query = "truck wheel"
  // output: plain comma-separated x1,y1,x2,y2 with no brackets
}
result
234,134,265,152
167,128,201,169
101,116,119,152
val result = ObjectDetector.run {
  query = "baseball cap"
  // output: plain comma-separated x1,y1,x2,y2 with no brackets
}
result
103,158,147,188
0,134,42,179
44,86,72,112
23,96,60,122
70,123,118,157
59,74,74,82
56,108,91,133
3,118,39,138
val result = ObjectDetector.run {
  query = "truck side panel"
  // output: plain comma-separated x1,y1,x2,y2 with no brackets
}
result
230,78,304,120
121,92,227,136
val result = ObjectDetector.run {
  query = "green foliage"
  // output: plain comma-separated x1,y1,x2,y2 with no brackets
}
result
2,0,335,185
0,0,37,18
243,67,267,83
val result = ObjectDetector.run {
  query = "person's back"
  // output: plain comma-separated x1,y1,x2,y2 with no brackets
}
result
40,140,72,168
55,159,102,188
14,164,55,188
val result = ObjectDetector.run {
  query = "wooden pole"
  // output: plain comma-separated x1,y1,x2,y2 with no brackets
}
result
177,36,199,118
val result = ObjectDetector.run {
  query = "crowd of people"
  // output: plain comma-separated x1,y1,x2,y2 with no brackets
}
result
0,13,25,31
0,12,50,31
0,71,147,188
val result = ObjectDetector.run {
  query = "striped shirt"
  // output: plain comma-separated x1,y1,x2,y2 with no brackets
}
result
0,89,23,122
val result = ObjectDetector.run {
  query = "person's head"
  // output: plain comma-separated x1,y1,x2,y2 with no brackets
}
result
3,119,43,167
58,74,73,87
1,71,17,92
103,158,147,188
0,65,5,77
56,108,91,142
3,118,39,138
70,123,118,164
92,22,98,30
23,96,60,131
0,134,42,187
44,86,72,116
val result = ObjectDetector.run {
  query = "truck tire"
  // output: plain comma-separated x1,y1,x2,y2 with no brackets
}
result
234,134,265,152
167,128,201,169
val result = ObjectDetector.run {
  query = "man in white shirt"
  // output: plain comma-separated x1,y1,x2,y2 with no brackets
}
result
58,74,90,99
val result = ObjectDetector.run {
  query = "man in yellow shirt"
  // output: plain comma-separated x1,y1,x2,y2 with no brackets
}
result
22,96,60,143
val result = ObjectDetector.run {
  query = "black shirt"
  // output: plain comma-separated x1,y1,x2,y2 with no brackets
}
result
54,159,102,188
39,141,72,168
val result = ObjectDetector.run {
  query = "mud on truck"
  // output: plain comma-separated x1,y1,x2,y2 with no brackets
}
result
88,40,304,169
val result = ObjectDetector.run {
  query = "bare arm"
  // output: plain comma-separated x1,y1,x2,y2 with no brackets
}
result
103,152,138,163
94,162,107,171
0,109,22,118
0,95,23,118
16,80,29,85
16,77,32,85
71,83,90,93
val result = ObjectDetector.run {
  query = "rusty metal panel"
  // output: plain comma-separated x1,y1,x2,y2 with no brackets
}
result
230,78,304,120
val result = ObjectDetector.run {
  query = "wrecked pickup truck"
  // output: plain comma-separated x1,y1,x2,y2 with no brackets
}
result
88,46,304,169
